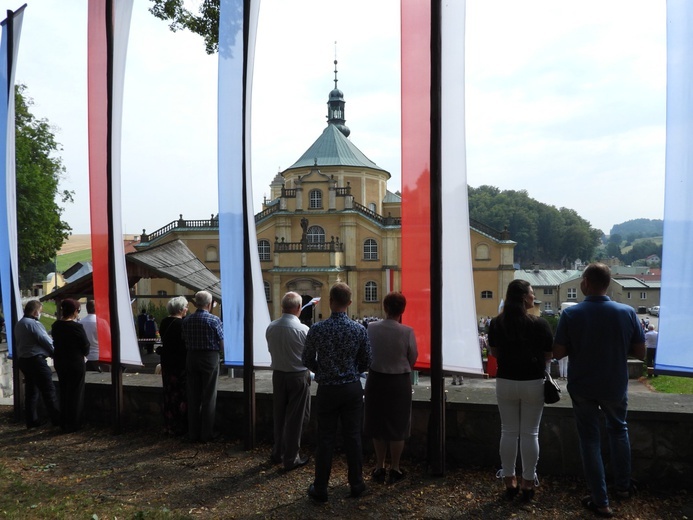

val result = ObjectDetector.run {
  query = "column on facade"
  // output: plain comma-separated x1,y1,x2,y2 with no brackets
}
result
340,215,358,267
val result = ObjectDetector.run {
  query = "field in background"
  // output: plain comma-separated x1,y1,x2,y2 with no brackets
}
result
58,234,92,254
56,249,92,272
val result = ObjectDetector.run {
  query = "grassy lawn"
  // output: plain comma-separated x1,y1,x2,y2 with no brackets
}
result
56,249,92,272
648,375,693,394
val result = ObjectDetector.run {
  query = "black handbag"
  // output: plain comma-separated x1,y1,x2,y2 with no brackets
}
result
544,370,561,404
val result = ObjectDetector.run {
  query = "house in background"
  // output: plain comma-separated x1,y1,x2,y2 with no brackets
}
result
514,269,582,313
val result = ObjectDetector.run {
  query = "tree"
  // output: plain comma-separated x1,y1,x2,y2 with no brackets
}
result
468,185,601,266
15,85,72,289
149,0,220,54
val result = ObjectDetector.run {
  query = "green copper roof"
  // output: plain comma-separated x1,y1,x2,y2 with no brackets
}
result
285,124,387,173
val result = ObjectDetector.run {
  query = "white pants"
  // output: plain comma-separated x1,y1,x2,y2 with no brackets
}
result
558,357,568,378
496,377,545,481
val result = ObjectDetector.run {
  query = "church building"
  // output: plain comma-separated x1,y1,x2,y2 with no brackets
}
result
134,64,516,322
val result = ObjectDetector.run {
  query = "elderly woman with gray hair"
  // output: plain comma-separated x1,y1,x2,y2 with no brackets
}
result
158,296,189,435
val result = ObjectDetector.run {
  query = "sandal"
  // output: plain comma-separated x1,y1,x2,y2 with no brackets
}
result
581,496,614,518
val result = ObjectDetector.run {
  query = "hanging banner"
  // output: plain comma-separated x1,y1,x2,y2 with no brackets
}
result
0,5,25,358
87,0,141,366
401,0,482,374
656,0,693,376
218,0,270,366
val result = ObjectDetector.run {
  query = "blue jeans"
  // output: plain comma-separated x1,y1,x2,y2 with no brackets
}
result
570,393,631,507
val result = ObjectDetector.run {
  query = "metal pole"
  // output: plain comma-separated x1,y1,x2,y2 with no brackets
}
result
428,0,445,476
241,0,256,450
104,0,123,434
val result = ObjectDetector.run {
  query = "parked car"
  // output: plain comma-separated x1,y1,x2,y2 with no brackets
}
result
649,305,660,316
541,309,556,317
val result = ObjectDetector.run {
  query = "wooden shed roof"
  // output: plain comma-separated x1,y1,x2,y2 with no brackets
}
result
41,239,222,302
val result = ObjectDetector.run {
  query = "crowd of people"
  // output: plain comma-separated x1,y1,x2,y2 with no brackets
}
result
14,262,649,516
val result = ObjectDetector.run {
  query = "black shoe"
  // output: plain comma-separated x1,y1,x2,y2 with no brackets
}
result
26,420,44,429
307,484,328,503
269,454,282,465
283,456,310,472
520,487,535,502
504,486,519,501
387,469,405,484
371,467,386,483
350,481,367,498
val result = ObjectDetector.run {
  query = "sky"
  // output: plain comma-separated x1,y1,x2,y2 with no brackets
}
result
11,0,666,237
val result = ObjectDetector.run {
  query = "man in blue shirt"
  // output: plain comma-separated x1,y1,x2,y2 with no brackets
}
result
554,263,645,517
182,291,224,442
302,283,371,502
15,300,60,428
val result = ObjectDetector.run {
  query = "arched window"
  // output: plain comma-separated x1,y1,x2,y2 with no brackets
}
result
363,239,378,260
258,239,271,261
205,245,218,262
309,189,323,209
264,281,271,301
475,244,490,260
365,281,378,302
481,290,493,299
157,290,167,296
307,225,325,243
368,202,377,213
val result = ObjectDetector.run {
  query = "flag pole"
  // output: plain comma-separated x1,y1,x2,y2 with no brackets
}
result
428,0,445,476
4,7,22,424
104,0,124,434
241,0,256,450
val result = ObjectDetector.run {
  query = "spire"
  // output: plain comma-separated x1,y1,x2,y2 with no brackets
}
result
327,43,350,137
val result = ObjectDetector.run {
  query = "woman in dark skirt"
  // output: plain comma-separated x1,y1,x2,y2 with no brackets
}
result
51,298,90,432
158,296,189,435
364,292,418,484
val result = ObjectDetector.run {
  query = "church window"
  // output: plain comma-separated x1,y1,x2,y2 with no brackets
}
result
264,281,271,301
258,239,271,261
307,226,325,243
364,239,378,260
309,189,323,209
365,281,378,302
205,246,218,262
475,244,490,260
481,290,493,299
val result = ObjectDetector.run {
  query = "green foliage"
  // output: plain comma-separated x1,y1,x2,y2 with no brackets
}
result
468,185,602,266
621,239,662,265
16,85,72,289
610,218,663,238
648,376,693,394
40,301,56,316
149,0,220,54
135,301,169,326
56,249,92,272
39,314,55,331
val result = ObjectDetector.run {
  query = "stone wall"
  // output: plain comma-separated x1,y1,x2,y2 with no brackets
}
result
0,345,12,398
79,376,693,491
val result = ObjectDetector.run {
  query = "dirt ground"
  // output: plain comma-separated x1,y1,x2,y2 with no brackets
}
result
0,406,689,519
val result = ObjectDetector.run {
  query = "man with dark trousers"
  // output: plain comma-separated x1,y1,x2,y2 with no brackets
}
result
554,263,646,517
302,282,371,502
266,291,311,471
14,300,60,428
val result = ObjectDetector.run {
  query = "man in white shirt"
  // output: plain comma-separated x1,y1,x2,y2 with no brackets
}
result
645,324,659,377
266,291,311,471
81,300,101,372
